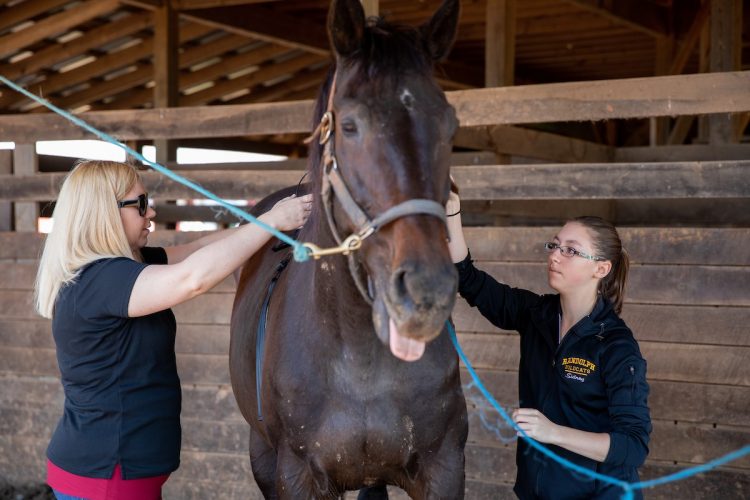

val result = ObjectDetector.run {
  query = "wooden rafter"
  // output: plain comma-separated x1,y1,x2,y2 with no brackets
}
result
0,0,120,60
22,24,211,112
0,11,152,82
181,5,329,56
180,52,324,106
0,0,71,34
180,4,477,87
223,66,330,106
563,0,670,38
92,34,255,110
6,23,213,111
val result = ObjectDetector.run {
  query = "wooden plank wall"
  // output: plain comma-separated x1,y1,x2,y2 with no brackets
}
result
1,228,748,499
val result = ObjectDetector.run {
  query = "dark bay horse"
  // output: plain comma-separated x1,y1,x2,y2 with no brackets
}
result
230,1,467,497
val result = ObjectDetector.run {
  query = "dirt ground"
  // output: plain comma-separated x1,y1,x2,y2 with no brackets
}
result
0,482,54,500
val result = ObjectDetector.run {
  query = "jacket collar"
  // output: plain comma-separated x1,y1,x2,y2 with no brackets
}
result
531,294,618,350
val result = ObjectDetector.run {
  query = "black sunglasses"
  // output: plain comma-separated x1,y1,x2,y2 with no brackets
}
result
117,193,149,217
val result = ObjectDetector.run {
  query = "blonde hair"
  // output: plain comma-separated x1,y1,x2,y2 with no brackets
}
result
35,160,141,318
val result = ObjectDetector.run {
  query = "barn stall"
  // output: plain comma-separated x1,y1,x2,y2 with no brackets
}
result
1,0,749,498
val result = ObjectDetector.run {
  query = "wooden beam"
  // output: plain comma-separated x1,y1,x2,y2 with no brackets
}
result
0,0,71,34
12,145,38,232
92,34,254,110
180,53,324,106
153,2,180,164
0,0,120,61
3,23,213,111
23,25,221,112
708,0,742,144
0,11,152,82
669,1,711,75
454,125,613,163
563,0,670,38
173,0,279,8
616,143,750,162
360,0,378,18
2,72,749,141
181,4,477,88
666,1,712,145
222,66,329,106
181,5,330,56
0,151,10,231
3,161,748,202
485,0,516,87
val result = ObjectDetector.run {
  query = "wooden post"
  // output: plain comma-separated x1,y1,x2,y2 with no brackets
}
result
360,0,378,17
708,0,741,144
0,150,11,231
485,0,515,164
13,144,38,232
697,0,711,142
485,0,515,88
650,37,674,146
153,3,179,165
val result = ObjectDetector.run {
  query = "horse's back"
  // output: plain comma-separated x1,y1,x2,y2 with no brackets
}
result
229,185,303,428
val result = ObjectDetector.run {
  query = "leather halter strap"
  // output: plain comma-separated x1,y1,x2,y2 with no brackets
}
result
311,70,448,303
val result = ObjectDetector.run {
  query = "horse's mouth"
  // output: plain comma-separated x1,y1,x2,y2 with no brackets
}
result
372,293,426,362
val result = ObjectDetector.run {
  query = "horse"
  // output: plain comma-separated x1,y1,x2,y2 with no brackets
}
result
229,1,467,498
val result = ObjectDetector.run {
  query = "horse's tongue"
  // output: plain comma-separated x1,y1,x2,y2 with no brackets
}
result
389,318,425,362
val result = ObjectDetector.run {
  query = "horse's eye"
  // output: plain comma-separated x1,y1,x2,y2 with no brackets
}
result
341,120,358,135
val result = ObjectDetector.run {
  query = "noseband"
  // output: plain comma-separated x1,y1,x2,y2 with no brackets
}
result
304,72,448,303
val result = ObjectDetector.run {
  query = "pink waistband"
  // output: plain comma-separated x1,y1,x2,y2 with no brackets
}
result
47,460,168,500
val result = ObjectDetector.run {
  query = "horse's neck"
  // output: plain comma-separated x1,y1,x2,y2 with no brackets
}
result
296,213,375,344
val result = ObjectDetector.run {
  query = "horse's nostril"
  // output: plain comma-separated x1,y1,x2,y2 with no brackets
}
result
393,267,408,298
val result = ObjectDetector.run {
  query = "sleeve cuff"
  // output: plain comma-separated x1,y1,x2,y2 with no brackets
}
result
454,249,473,274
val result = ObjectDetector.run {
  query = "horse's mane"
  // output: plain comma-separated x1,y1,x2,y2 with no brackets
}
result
304,17,434,238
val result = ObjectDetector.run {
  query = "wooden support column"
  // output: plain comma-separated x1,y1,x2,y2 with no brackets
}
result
650,37,674,146
485,0,515,88
485,0,515,164
13,144,38,232
153,2,179,165
0,150,11,231
708,0,742,144
360,0,378,17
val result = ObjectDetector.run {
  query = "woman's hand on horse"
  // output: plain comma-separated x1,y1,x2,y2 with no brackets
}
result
264,194,313,231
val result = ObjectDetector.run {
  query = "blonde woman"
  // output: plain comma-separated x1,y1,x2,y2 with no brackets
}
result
35,160,311,500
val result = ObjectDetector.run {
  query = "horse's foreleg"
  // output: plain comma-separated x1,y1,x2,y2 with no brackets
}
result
275,443,339,500
250,427,279,499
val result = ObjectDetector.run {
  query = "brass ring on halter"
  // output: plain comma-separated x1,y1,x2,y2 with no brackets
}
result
319,111,334,145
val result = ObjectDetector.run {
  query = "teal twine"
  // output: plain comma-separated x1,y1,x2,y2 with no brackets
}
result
445,321,750,499
0,75,310,263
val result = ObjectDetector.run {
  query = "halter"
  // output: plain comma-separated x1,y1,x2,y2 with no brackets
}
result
303,72,448,303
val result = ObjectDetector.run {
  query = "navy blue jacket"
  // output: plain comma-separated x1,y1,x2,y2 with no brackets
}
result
456,252,651,499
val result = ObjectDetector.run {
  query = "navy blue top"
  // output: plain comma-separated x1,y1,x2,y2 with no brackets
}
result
456,252,651,500
47,247,181,479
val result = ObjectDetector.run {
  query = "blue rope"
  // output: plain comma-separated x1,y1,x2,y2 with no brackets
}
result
0,75,311,263
446,321,750,499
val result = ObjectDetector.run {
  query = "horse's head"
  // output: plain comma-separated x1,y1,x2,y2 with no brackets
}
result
310,0,460,362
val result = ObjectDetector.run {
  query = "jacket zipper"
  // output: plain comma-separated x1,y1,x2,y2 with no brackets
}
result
630,365,636,402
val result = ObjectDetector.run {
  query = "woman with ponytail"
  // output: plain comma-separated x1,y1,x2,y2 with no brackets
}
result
446,191,651,499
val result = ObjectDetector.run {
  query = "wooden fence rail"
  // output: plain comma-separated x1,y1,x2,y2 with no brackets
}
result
0,71,748,142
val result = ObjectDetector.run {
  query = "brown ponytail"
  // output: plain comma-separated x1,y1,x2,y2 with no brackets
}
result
572,216,629,315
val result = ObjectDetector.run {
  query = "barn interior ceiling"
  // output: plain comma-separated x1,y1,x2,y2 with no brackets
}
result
0,0,747,155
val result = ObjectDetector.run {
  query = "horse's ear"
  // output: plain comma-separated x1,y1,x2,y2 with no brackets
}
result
421,0,460,61
328,0,366,58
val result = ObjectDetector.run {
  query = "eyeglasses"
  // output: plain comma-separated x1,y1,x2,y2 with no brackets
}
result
117,193,149,217
544,242,604,261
